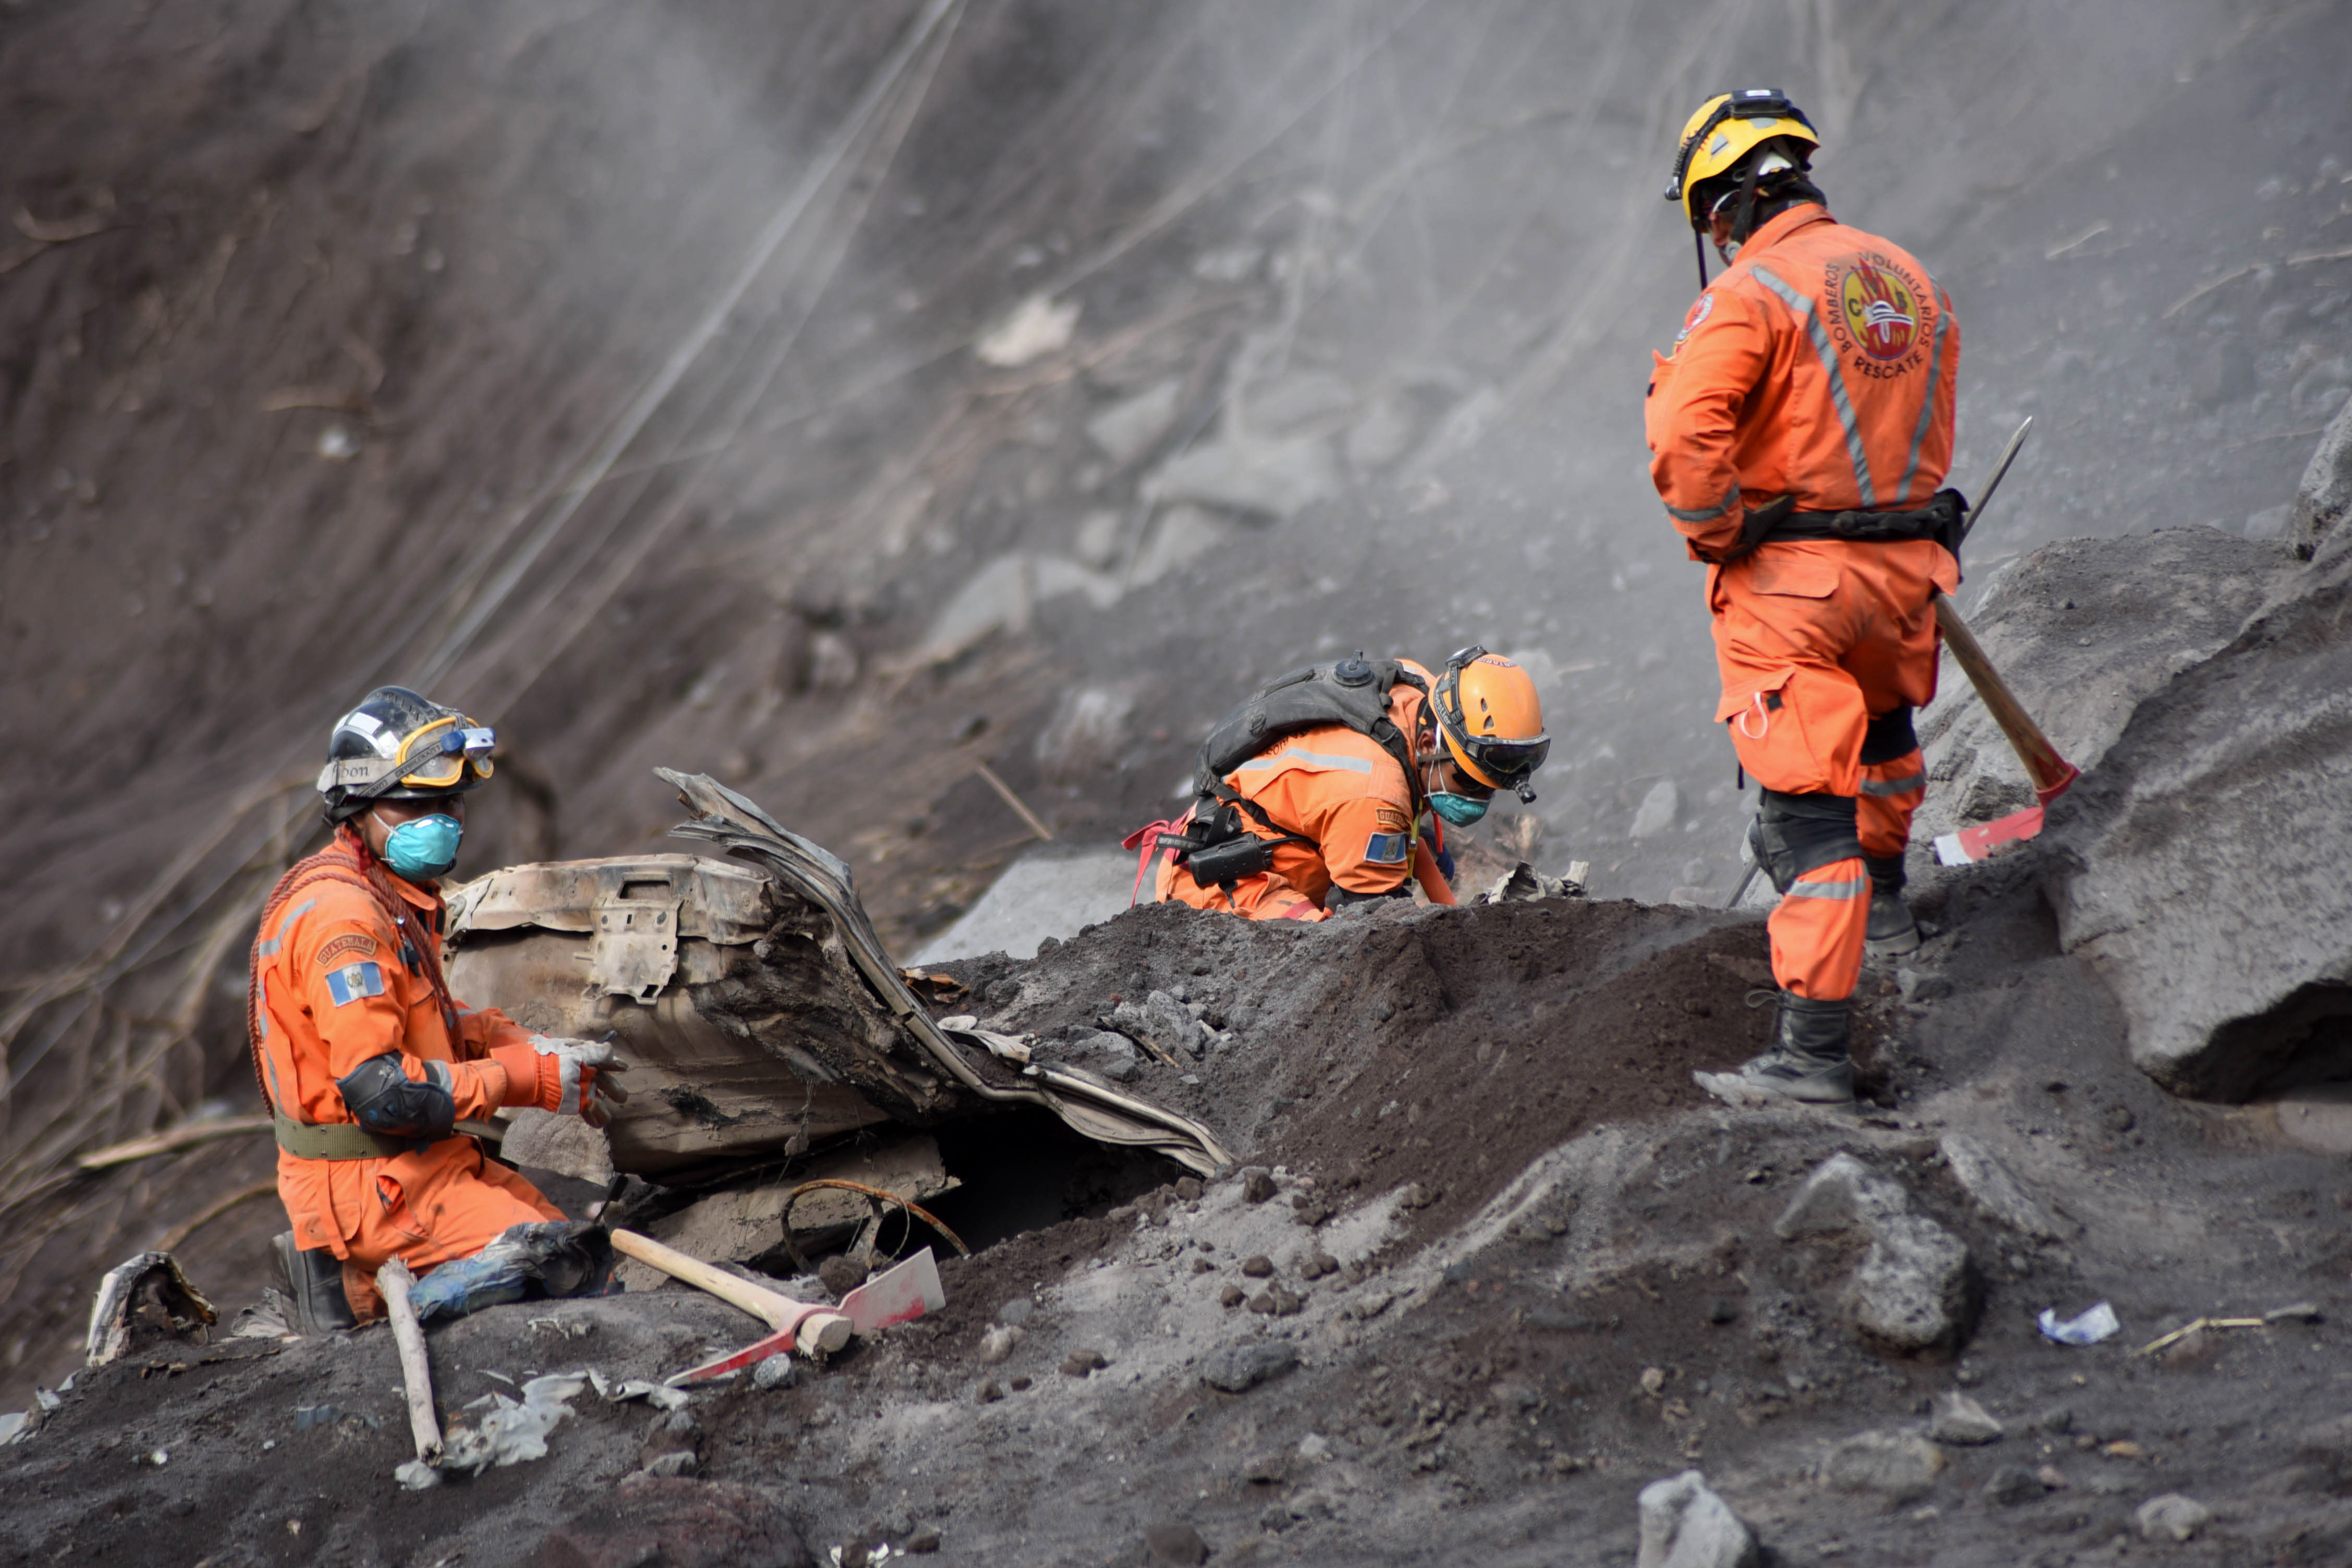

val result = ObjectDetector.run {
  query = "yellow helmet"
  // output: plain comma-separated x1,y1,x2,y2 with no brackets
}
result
1434,648,1549,799
1665,89,1819,227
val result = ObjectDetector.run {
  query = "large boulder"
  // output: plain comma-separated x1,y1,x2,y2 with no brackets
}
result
2048,532,2352,1097
1913,527,2299,846
2289,394,2352,556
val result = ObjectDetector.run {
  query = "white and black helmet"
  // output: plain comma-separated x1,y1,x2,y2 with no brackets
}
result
316,685,496,824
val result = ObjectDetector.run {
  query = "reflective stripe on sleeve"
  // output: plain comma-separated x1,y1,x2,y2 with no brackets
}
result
1895,284,1954,506
255,898,318,958
1666,477,1742,524
1749,265,1878,507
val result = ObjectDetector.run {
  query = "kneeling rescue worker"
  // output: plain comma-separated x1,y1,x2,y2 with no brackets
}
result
1132,647,1549,921
1648,90,1963,1103
250,687,625,1332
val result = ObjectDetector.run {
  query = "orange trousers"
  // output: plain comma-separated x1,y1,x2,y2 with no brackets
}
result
328,1149,564,1319
1710,539,1952,1000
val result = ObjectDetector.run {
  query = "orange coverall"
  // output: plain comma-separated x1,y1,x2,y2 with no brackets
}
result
1153,679,1434,922
1645,204,1961,1001
250,828,568,1319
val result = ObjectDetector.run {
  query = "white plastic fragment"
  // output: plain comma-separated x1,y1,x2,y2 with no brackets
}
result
2037,1302,2120,1345
395,1459,442,1491
609,1378,691,1412
436,1373,587,1475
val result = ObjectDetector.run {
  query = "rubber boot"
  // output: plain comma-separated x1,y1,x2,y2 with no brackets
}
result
272,1231,357,1336
1730,991,1855,1104
1863,853,1919,959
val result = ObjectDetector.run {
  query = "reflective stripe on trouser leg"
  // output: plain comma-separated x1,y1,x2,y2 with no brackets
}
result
1857,747,1926,860
1768,856,1869,1001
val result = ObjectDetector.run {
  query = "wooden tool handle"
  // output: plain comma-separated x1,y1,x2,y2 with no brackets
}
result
1933,595,2079,801
612,1228,801,1331
375,1257,442,1465
796,1312,854,1355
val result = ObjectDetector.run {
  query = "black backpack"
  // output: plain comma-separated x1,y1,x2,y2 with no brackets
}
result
1164,656,1428,890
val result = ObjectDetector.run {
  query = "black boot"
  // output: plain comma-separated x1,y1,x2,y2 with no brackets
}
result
1863,852,1919,958
272,1232,357,1336
1730,991,1855,1104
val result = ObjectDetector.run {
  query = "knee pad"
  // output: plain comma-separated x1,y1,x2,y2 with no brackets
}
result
336,1052,456,1142
1859,706,1918,766
1747,789,1865,896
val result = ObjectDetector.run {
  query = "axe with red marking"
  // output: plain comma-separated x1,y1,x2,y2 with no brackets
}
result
608,1229,944,1386
1928,417,2081,865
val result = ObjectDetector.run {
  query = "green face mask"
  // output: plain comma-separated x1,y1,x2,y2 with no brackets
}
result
1427,792,1489,828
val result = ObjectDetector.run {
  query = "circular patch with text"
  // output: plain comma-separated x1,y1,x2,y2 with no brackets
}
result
1832,254,1925,365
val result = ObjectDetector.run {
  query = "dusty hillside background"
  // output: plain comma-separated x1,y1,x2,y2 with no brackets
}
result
2,0,2349,1410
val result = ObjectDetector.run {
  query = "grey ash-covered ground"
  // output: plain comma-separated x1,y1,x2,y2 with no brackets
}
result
10,821,2352,1566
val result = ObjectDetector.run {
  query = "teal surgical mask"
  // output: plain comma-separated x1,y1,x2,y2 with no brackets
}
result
375,811,462,880
1427,792,1490,828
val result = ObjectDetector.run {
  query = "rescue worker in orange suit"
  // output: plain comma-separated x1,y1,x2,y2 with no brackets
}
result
250,687,624,1331
1647,90,1961,1103
1145,650,1549,921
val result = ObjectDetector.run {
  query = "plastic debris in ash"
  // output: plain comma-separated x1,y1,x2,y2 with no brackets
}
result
437,1373,588,1475
2037,1301,2120,1346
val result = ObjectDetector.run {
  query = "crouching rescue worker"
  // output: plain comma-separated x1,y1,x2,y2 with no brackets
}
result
1128,648,1549,921
250,687,624,1332
1648,90,1962,1103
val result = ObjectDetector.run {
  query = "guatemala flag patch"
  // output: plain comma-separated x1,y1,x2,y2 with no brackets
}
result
1364,831,1410,866
324,961,386,1008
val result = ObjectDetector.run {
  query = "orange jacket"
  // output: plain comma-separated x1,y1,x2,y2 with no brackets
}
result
251,830,553,1262
1166,667,1436,912
1645,205,1960,561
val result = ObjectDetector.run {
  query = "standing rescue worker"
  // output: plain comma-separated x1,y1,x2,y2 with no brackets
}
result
250,687,622,1331
1647,90,1962,1103
1141,649,1549,921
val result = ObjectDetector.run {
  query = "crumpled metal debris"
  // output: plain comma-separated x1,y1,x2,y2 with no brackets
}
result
85,1252,217,1366
1478,861,1589,904
436,1373,589,1476
2038,1301,2120,1345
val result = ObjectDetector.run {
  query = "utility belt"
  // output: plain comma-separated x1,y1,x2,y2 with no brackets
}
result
1739,488,1966,558
272,1108,460,1162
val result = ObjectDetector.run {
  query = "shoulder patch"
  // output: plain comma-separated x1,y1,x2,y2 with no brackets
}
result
1363,831,1411,866
1673,291,1715,349
1373,806,1411,832
323,961,386,1008
314,932,379,969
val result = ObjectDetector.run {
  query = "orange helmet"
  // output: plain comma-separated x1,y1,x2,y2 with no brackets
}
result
1434,647,1549,799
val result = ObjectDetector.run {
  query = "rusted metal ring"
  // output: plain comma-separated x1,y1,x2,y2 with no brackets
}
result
781,1178,971,1259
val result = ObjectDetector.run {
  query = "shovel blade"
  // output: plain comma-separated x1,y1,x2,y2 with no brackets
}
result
1934,805,2046,866
840,1248,945,1334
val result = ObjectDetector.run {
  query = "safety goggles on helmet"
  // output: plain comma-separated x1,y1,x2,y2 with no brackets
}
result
1434,645,1550,798
1664,89,1815,215
315,714,497,797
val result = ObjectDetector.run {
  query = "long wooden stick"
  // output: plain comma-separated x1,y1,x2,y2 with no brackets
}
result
376,1258,442,1466
974,762,1055,842
153,1180,277,1254
1933,596,2079,802
76,1116,271,1172
610,1229,851,1353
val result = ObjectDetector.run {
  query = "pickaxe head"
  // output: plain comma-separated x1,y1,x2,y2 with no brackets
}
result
665,1307,850,1386
661,1250,942,1386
